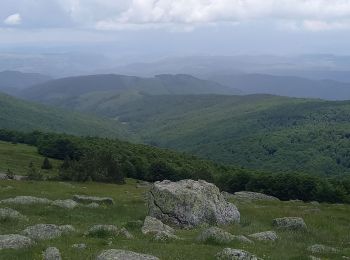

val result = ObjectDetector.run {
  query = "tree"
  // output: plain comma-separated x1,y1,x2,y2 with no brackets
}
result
41,157,53,170
27,162,43,181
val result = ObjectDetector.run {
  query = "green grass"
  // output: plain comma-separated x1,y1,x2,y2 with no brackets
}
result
0,179,349,259
0,141,61,176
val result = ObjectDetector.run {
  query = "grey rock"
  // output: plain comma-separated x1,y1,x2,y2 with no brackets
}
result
310,201,320,206
0,207,27,221
0,234,33,249
309,256,321,260
96,249,159,260
22,224,74,240
249,231,278,241
43,247,61,260
233,191,279,201
273,217,307,230
197,227,237,244
87,225,119,237
307,244,339,254
72,243,87,250
52,199,78,209
142,216,178,241
1,196,52,205
85,202,100,208
119,227,134,239
73,195,114,205
216,248,261,260
148,179,240,228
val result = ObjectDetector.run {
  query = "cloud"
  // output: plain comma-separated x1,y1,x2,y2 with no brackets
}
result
4,13,22,26
94,0,350,31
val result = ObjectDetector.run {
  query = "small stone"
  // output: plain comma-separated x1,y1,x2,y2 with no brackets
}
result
87,225,119,237
307,244,339,254
0,234,33,249
73,195,114,205
141,216,179,241
196,227,236,244
96,249,159,260
216,248,261,260
273,217,307,230
52,199,78,209
249,231,278,241
72,243,87,250
43,247,61,260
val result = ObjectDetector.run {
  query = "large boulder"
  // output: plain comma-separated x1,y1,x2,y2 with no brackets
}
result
273,217,307,230
22,224,74,240
197,227,252,244
216,248,261,260
43,247,62,260
148,180,240,227
141,216,178,241
96,249,159,260
0,234,33,249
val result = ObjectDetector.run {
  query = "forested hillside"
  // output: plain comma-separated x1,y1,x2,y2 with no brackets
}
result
0,93,130,139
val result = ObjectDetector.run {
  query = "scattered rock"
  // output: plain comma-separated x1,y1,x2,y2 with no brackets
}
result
22,224,74,240
43,247,61,260
0,234,33,249
52,199,79,209
249,231,278,241
221,191,235,200
1,196,51,205
119,227,134,239
289,199,303,203
310,201,320,206
273,217,307,230
85,202,99,208
197,227,237,244
148,179,240,228
87,225,119,237
73,195,114,205
141,216,178,241
0,207,27,221
216,248,260,260
233,191,279,201
96,249,159,260
307,244,339,254
72,243,87,250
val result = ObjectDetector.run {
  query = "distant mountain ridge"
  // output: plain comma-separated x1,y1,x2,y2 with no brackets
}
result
0,70,51,95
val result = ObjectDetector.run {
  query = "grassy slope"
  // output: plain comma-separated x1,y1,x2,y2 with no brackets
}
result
114,94,350,176
0,141,60,176
0,179,349,259
0,93,131,140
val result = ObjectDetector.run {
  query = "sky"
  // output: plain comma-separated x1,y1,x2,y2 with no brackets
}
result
1,0,350,57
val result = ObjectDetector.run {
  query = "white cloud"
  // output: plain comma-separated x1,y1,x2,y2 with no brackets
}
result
4,13,22,26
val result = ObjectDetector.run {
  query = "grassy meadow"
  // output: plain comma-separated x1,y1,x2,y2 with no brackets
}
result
0,179,349,259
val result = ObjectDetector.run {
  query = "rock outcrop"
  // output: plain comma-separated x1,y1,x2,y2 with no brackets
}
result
273,217,307,230
22,224,74,240
216,248,261,260
43,247,62,260
233,191,279,201
148,180,240,227
96,249,159,260
249,231,278,241
0,207,27,221
73,195,114,205
0,234,33,249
